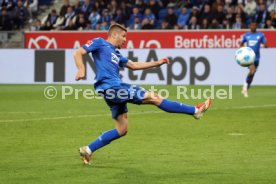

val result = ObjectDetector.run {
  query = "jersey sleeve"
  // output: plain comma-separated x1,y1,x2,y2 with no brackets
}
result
115,50,128,67
82,38,102,52
260,33,267,44
119,56,128,68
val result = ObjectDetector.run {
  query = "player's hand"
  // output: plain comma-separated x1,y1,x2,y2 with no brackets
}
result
159,58,170,65
75,70,85,81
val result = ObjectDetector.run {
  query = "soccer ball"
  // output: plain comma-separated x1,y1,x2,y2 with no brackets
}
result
235,47,256,67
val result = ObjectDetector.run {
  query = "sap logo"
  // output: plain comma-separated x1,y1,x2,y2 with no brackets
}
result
34,50,65,82
28,36,57,49
111,53,119,64
127,50,210,85
248,40,258,46
34,50,210,84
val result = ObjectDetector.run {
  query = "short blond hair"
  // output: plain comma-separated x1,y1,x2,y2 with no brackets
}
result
108,23,127,36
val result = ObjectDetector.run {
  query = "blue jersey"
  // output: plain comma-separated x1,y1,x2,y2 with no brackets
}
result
82,38,128,91
241,31,267,60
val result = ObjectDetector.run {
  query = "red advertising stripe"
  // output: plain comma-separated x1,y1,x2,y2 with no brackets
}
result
25,30,276,49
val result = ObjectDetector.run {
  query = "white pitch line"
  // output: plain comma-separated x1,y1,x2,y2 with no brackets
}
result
0,104,276,123
209,104,276,111
228,133,244,136
215,104,276,110
0,112,41,114
0,111,162,123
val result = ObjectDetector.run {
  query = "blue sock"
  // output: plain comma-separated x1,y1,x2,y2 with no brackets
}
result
159,99,195,115
246,74,254,89
88,129,120,153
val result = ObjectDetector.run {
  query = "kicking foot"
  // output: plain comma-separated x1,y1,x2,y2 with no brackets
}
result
193,99,212,120
241,87,248,98
79,146,92,165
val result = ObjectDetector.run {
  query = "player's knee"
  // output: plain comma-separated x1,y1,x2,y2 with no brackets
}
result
119,123,128,136
116,124,128,136
249,65,256,75
115,114,128,136
144,92,163,105
249,70,256,76
151,93,163,106
121,129,128,136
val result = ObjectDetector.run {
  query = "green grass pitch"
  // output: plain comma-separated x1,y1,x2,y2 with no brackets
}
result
0,85,276,184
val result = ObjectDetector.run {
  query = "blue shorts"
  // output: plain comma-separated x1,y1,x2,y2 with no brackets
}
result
99,83,146,119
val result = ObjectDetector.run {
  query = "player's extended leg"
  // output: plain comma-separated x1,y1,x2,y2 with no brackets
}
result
79,113,128,165
242,64,256,97
142,91,211,119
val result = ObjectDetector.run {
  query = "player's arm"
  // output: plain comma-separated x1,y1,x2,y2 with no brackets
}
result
261,33,268,48
239,39,246,47
239,34,246,47
239,42,245,47
126,58,170,70
74,47,87,81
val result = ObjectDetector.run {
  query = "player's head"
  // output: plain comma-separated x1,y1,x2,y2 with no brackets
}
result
250,21,258,33
108,23,127,49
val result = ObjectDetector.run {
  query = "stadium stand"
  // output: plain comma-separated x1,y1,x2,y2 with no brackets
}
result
0,0,54,30
1,0,276,32
0,0,54,47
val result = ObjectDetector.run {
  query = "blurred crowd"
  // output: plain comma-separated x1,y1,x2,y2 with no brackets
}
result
1,0,276,31
0,0,40,30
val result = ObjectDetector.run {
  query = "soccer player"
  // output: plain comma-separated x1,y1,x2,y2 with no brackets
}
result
240,21,268,97
74,23,212,165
